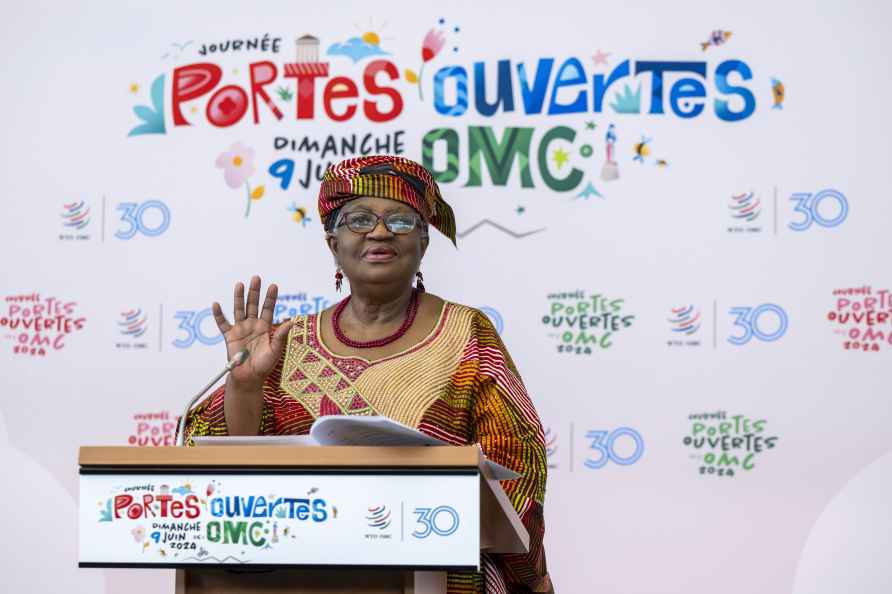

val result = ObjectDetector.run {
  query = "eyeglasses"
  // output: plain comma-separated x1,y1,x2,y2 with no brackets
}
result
336,211,421,234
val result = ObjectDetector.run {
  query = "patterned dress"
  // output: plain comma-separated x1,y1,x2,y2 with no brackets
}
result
186,302,550,593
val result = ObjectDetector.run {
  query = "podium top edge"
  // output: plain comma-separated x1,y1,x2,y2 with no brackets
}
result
78,445,483,468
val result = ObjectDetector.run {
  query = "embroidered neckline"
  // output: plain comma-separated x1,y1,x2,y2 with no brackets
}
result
313,300,451,366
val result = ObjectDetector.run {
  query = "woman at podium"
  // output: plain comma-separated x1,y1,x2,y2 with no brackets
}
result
185,155,553,593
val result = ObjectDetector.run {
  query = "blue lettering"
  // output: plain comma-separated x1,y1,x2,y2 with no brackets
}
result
433,66,469,116
635,61,707,114
714,60,756,122
516,58,554,114
312,499,329,522
670,78,706,118
474,60,514,116
548,58,588,114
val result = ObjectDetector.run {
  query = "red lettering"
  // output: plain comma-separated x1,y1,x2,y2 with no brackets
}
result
114,495,134,519
52,334,65,350
207,85,249,127
137,422,150,435
249,61,283,123
323,77,359,122
156,494,172,516
127,504,143,520
363,60,403,123
283,63,330,119
184,494,201,519
172,63,223,126
142,494,156,517
170,500,184,518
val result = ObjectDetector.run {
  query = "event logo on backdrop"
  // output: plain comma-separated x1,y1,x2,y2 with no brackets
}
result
725,187,849,235
125,24,782,225
1,293,86,357
128,411,179,447
543,290,635,354
682,411,778,478
59,199,172,242
827,286,892,352
664,302,790,348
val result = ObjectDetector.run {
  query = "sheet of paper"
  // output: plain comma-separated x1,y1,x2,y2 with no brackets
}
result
309,415,445,447
309,416,521,480
192,435,318,446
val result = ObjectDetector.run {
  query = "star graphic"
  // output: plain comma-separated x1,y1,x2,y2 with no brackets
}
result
592,49,610,66
585,121,596,130
129,83,139,94
552,148,570,170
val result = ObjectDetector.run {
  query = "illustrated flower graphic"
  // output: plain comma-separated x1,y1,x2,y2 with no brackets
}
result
131,526,146,542
422,29,446,62
414,29,446,100
215,142,265,217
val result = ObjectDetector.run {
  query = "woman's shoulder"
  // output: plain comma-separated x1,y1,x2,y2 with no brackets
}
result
433,296,499,334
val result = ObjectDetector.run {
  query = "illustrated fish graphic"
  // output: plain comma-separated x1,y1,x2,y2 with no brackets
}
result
701,30,732,51
771,78,785,109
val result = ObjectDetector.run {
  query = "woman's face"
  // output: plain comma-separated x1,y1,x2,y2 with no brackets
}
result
326,196,428,292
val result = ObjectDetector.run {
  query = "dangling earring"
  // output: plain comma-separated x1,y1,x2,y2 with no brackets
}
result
415,271,425,293
335,267,344,292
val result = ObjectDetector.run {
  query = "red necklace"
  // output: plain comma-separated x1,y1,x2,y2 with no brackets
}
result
332,289,419,349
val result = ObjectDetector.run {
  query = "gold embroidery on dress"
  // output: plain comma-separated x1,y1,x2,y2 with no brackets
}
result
354,305,475,428
280,316,375,418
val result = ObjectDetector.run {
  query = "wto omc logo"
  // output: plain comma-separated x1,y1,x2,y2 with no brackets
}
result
726,190,764,234
116,308,150,350
667,305,702,347
119,309,148,338
60,201,91,240
62,201,91,229
729,191,760,222
366,505,392,530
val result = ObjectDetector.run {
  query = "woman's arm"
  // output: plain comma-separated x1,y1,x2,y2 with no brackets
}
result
469,313,553,593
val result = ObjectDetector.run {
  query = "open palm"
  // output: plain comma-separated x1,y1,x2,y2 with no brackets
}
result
212,276,294,387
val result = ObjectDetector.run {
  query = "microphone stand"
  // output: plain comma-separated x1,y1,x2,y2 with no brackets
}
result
175,349,249,447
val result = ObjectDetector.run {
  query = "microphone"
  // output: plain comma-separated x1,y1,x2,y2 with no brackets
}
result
174,348,250,447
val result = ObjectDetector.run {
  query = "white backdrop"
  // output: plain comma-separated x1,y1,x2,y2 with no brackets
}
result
2,1,891,592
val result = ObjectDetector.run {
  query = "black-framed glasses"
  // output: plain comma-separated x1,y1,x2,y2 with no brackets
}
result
336,211,421,234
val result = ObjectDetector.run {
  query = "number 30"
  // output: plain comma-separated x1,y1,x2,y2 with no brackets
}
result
115,200,171,239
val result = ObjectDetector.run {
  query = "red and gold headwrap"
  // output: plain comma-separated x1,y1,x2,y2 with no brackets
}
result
318,155,456,245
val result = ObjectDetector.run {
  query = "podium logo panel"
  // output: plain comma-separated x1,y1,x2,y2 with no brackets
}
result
80,472,480,568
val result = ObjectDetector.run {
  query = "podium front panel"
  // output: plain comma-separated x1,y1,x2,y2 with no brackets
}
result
79,470,480,570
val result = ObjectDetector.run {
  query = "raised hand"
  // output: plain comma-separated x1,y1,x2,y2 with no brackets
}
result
212,276,294,389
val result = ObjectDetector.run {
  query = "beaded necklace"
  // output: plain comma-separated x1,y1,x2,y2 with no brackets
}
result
332,289,419,349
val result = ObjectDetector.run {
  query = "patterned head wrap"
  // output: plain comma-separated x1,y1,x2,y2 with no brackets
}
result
318,155,456,245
